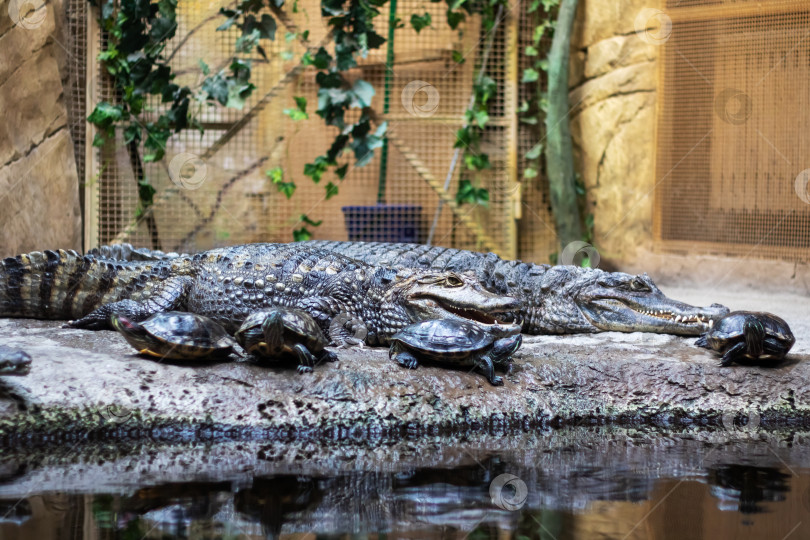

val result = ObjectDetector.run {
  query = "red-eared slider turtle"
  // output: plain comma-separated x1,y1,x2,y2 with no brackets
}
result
389,319,523,386
696,311,795,366
0,345,31,376
111,311,239,360
235,307,337,373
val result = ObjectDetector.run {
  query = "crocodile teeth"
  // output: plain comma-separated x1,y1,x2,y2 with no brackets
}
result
709,319,714,328
675,315,681,322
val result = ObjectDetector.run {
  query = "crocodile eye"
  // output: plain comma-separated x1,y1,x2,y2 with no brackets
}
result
630,277,650,292
445,275,464,287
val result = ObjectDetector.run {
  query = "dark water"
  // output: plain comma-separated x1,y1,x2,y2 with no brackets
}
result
1,429,809,539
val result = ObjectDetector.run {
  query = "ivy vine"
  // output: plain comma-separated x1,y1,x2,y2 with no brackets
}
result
86,0,576,248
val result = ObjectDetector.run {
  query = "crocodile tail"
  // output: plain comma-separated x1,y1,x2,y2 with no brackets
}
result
0,249,160,320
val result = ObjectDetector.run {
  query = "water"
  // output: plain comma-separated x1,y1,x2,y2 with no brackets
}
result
1,428,809,539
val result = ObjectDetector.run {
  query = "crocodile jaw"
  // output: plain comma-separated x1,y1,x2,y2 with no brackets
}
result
581,298,729,335
576,272,730,335
397,271,521,329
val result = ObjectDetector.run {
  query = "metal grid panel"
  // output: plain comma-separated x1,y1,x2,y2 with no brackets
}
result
517,0,557,263
64,0,87,231
654,0,810,261
73,0,524,257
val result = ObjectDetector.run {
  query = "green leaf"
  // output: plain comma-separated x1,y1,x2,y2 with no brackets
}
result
410,13,432,33
464,153,491,171
473,109,489,128
325,181,339,199
267,167,296,198
198,59,210,75
522,68,539,83
452,50,465,64
538,58,549,71
335,164,349,179
351,80,375,108
92,132,107,147
87,102,123,127
137,179,156,207
293,227,312,241
257,14,277,40
518,100,530,113
455,179,489,206
523,167,538,179
446,9,464,29
525,45,538,56
525,142,543,160
300,214,323,227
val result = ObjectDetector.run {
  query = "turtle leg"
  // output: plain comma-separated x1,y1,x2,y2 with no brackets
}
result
475,354,503,386
317,349,339,364
695,335,711,349
719,342,748,367
327,314,368,348
292,343,316,374
389,343,419,369
742,318,765,358
66,276,192,330
762,337,790,359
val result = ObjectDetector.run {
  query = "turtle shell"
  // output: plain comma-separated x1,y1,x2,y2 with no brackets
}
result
391,319,519,360
236,307,328,357
114,312,236,359
706,311,794,349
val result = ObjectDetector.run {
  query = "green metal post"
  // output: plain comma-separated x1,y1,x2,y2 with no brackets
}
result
376,0,397,204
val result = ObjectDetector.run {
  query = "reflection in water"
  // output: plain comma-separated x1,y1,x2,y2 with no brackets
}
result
0,435,809,539
0,462,806,539
707,465,791,514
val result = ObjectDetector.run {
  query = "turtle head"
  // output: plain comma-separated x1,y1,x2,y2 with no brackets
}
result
259,310,287,356
110,313,156,354
0,349,32,376
386,270,521,330
575,271,730,335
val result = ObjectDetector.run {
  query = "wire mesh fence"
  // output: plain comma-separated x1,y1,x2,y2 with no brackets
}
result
655,0,810,262
68,0,543,261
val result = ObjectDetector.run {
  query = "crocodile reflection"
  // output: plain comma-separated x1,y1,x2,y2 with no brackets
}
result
707,465,791,514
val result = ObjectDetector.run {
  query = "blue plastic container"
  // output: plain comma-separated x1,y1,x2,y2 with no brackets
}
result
342,204,424,243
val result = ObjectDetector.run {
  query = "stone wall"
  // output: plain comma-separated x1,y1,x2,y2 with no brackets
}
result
568,0,660,267
0,0,82,257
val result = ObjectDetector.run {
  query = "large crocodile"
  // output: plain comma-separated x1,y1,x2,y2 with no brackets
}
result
0,244,519,345
305,241,729,336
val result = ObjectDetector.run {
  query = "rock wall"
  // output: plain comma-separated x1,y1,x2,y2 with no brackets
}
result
0,0,82,257
569,0,661,265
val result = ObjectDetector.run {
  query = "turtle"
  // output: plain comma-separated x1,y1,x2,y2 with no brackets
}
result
111,311,240,361
0,345,32,376
388,319,523,386
235,307,338,373
695,311,795,366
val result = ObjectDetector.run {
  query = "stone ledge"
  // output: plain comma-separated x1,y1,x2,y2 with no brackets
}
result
1,308,807,444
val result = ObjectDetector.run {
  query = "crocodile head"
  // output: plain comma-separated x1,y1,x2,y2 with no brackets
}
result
380,270,521,337
574,271,729,335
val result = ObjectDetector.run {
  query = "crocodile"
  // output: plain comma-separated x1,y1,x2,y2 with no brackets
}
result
0,244,519,346
304,241,730,336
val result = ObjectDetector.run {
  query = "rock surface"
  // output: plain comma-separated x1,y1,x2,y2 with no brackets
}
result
0,284,807,444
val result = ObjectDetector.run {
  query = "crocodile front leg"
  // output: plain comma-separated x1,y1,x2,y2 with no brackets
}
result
66,276,193,330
